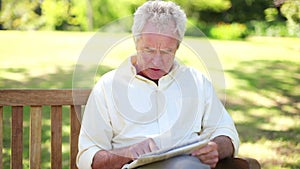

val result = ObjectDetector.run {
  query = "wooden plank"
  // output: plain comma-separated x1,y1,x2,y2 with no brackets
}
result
0,106,3,169
0,89,91,106
70,105,81,169
215,157,261,169
30,106,42,169
243,158,261,169
51,106,62,169
11,106,23,169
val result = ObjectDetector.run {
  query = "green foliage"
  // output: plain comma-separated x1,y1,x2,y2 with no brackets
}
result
224,0,274,22
174,0,231,13
175,0,232,23
1,0,299,38
280,0,300,37
71,0,89,31
0,0,43,30
209,22,247,40
185,18,209,37
190,0,231,12
247,20,289,37
90,0,146,30
41,0,69,30
0,0,88,31
41,0,88,31
264,8,278,22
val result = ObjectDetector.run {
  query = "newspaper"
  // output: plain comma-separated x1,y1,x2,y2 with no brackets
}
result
121,138,208,169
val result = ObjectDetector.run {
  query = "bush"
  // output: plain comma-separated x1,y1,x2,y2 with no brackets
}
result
185,18,208,37
247,21,289,37
209,22,248,40
280,0,300,37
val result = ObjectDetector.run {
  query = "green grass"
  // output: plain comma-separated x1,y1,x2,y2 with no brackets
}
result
1,31,300,169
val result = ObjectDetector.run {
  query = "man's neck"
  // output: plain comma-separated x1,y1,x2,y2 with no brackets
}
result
137,71,159,85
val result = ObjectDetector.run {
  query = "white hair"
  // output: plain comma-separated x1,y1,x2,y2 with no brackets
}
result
132,0,187,42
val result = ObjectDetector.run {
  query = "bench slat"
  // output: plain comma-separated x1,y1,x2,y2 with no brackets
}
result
30,106,42,169
216,157,261,169
51,106,62,169
0,89,91,106
70,105,81,169
0,106,3,169
11,106,23,169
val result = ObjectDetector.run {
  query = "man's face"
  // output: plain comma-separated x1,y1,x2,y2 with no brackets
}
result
135,32,179,80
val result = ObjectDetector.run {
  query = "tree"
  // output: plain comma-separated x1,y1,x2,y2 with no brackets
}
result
40,0,89,31
280,0,300,37
0,0,43,30
224,0,274,23
0,0,3,29
0,0,89,31
86,0,93,31
90,0,145,30
174,0,231,22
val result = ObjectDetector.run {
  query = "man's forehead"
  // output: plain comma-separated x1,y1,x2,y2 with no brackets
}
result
140,22,179,40
137,34,179,50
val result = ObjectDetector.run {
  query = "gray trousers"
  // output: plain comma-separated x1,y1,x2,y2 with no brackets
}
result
136,155,210,169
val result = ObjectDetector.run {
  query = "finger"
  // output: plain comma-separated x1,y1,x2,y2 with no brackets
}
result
137,138,157,155
200,153,218,163
129,149,139,159
199,149,218,160
198,154,218,168
129,144,145,158
208,141,218,150
191,144,213,156
136,146,150,157
206,159,218,169
148,139,159,151
196,141,218,154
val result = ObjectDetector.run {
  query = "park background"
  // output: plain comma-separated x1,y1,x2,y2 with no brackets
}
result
0,0,299,168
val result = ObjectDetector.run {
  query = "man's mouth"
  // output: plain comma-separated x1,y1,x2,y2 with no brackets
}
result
150,68,160,71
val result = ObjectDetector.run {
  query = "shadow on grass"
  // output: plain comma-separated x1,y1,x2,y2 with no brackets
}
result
225,59,300,167
226,59,299,140
0,64,113,89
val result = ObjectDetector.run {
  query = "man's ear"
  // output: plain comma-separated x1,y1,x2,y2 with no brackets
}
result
177,43,180,49
134,36,142,51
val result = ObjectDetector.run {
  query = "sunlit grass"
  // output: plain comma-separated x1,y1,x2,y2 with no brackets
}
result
240,139,300,169
1,31,299,168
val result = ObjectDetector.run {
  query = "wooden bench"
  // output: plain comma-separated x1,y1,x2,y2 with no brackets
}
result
0,89,261,169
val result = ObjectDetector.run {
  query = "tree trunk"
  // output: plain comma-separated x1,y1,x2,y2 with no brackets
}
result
86,0,93,31
0,0,3,30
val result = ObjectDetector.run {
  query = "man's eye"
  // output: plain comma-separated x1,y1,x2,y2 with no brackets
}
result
145,49,155,54
161,51,170,55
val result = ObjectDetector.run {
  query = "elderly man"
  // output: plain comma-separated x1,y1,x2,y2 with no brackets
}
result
77,1,239,169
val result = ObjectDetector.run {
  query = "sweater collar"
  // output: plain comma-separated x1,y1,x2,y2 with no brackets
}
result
125,55,180,88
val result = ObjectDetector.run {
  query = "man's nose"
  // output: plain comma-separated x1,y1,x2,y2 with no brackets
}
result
151,54,163,66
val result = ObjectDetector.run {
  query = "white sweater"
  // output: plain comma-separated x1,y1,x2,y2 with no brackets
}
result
77,57,240,169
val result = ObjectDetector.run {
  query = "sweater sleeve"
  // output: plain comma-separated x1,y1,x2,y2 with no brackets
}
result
76,81,113,168
201,77,240,156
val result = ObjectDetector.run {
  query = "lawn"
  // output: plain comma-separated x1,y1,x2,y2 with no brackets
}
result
0,31,299,169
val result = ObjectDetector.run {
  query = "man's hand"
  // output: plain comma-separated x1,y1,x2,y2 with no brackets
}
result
191,141,219,168
127,138,159,159
92,138,158,169
190,136,234,168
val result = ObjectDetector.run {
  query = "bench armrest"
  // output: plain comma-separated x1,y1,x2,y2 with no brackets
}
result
215,157,261,169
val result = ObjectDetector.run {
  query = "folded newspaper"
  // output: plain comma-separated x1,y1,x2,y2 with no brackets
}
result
121,138,208,169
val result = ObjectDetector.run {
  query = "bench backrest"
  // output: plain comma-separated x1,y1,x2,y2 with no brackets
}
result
0,89,91,169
